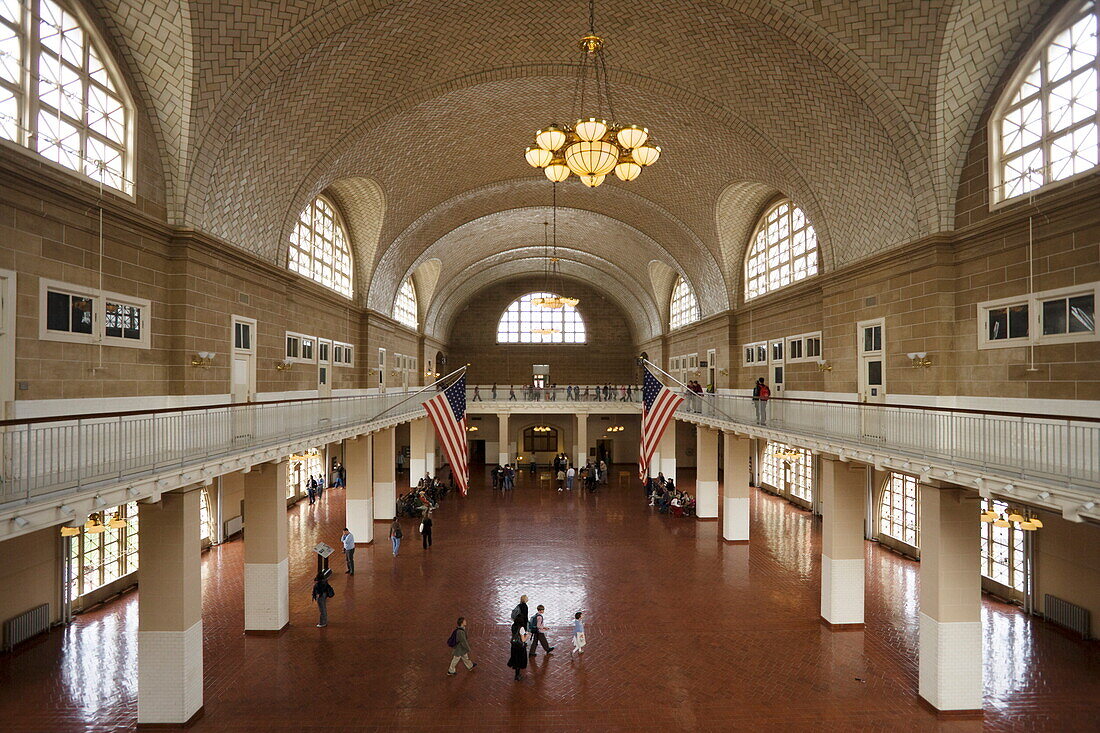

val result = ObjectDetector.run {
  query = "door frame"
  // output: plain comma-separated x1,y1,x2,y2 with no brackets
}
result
856,317,886,401
317,338,333,398
0,269,14,419
230,315,257,403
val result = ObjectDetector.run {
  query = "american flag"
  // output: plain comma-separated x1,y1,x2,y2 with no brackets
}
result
639,366,685,481
423,375,469,495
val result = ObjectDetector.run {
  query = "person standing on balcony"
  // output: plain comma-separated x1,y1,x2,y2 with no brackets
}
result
753,377,770,425
491,383,498,399
472,385,482,402
509,385,517,401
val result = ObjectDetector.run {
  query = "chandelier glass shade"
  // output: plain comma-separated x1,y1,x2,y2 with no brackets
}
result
523,0,662,188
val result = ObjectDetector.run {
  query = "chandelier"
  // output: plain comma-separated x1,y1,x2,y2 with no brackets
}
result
533,425,554,433
523,0,662,187
981,505,1044,531
531,187,580,315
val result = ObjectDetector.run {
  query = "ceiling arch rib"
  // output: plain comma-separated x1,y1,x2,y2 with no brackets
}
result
432,261,657,343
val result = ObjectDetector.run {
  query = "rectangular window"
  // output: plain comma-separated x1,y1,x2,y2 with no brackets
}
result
286,335,300,359
234,321,251,350
770,340,784,363
805,335,821,358
787,338,803,360
302,338,314,360
333,345,343,364
318,340,330,363
863,325,882,352
1042,293,1094,335
744,346,755,364
979,282,1098,349
40,279,149,348
756,344,767,363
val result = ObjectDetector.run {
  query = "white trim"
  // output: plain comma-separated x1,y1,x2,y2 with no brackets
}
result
978,281,1098,349
38,277,151,349
0,269,15,417
284,331,317,363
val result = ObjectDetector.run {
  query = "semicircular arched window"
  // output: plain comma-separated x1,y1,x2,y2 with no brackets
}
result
991,0,1099,204
288,195,353,298
1,0,134,193
393,278,417,329
669,276,700,330
496,292,586,344
744,200,819,300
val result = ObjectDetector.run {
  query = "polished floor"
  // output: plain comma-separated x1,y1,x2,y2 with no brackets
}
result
1,467,1098,731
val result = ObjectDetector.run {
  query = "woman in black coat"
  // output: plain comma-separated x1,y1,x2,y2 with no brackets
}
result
507,623,529,680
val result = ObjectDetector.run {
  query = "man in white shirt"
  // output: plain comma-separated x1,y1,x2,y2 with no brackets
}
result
565,465,575,491
341,528,355,575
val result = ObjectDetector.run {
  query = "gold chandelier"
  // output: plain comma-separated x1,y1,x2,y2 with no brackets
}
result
531,192,580,315
523,0,661,187
981,505,1044,531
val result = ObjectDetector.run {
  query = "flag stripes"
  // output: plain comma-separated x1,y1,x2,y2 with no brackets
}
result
423,375,469,495
638,367,685,481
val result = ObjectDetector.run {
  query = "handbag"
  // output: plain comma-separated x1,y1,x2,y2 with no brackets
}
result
419,522,424,533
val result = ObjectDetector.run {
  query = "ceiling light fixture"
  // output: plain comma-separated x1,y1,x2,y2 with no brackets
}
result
523,0,662,187
531,188,580,316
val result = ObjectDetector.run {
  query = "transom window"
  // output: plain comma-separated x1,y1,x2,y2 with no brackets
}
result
394,278,417,329
0,0,132,193
496,292,586,343
879,472,919,548
744,200,818,300
669,276,700,330
981,499,1027,592
992,1,1099,204
289,195,353,298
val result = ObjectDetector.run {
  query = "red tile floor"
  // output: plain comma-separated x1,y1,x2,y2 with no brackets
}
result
1,466,1098,731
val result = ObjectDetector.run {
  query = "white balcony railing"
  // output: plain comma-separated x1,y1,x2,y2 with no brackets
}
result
0,392,429,507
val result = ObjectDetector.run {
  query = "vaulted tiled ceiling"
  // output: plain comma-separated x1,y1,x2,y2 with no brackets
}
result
91,0,1054,336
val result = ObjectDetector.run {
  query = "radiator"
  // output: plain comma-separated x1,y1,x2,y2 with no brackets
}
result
1044,594,1091,639
3,603,49,652
225,515,243,537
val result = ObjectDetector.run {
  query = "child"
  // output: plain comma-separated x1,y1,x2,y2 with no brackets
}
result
571,611,586,655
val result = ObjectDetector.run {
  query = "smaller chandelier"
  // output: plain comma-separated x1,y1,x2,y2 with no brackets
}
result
981,506,1044,531
531,327,561,335
533,425,554,433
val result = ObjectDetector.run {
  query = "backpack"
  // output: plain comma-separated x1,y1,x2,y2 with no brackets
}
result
394,525,403,539
511,604,522,623
447,628,459,648
325,583,335,598
760,385,771,399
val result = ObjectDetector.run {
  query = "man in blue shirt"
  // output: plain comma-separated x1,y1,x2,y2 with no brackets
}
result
341,528,355,575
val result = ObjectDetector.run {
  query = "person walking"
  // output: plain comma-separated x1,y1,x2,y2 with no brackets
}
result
511,594,530,631
491,383,498,399
472,385,481,402
447,617,477,675
508,385,517,401
752,377,771,425
528,604,555,657
340,527,355,575
317,474,325,499
420,511,433,549
571,611,586,655
389,518,402,556
556,467,566,492
507,623,529,681
565,465,575,491
307,475,316,505
311,572,334,628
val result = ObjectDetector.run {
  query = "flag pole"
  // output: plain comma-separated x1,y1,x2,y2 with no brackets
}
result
370,363,469,423
640,357,745,425
641,357,693,392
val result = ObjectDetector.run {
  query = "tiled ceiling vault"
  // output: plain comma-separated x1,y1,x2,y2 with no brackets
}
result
90,0,1055,337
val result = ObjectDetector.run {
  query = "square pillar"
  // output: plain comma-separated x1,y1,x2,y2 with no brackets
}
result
575,413,588,468
659,419,676,483
243,462,289,633
345,435,373,543
919,486,983,713
696,427,719,519
722,432,750,542
373,428,396,520
820,458,867,627
425,425,436,478
498,413,510,465
138,489,203,726
410,418,429,481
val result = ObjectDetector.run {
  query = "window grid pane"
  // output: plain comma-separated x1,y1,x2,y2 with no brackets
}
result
981,498,1026,592
669,276,700,330
393,278,417,328
744,200,819,300
496,292,586,344
879,473,920,548
288,195,354,298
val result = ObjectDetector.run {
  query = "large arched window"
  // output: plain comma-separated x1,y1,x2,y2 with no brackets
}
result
744,200,818,300
1,0,133,193
289,195,353,298
669,276,700,330
879,472,919,548
394,278,417,329
496,292,586,344
991,1,1099,204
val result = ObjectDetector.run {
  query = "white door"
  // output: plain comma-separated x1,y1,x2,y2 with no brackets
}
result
231,316,257,440
857,318,886,441
377,348,387,394
317,339,332,398
0,270,14,485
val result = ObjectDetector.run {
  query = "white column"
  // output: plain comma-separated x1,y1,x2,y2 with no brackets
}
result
820,458,866,627
424,424,436,478
138,489,203,726
373,428,396,520
575,413,588,467
659,419,676,483
243,461,289,633
498,413,510,465
919,486,983,713
696,426,719,519
722,432,750,542
345,435,373,543
410,418,428,481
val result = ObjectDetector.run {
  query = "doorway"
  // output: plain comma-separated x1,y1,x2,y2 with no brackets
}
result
596,438,614,466
231,316,256,403
0,270,14,483
857,318,886,441
317,338,332,398
469,440,486,464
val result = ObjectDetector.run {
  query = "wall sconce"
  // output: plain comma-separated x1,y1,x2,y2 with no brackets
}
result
816,358,832,372
907,352,933,368
424,370,440,379
467,425,479,432
191,351,216,368
718,368,729,376
275,359,293,371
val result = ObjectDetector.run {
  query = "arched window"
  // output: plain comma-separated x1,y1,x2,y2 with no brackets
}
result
991,1,1099,204
761,442,814,502
394,278,417,329
496,292,586,343
981,498,1026,592
523,426,558,452
289,195,353,298
669,276,700,330
0,0,133,193
744,200,818,300
879,472,919,548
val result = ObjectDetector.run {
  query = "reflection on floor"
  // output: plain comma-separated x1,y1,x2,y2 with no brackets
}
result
0,466,1097,731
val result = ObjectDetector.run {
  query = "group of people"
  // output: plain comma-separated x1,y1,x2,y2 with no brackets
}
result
682,380,708,413
305,461,345,505
470,384,640,401
491,463,517,490
646,473,696,517
397,474,451,518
